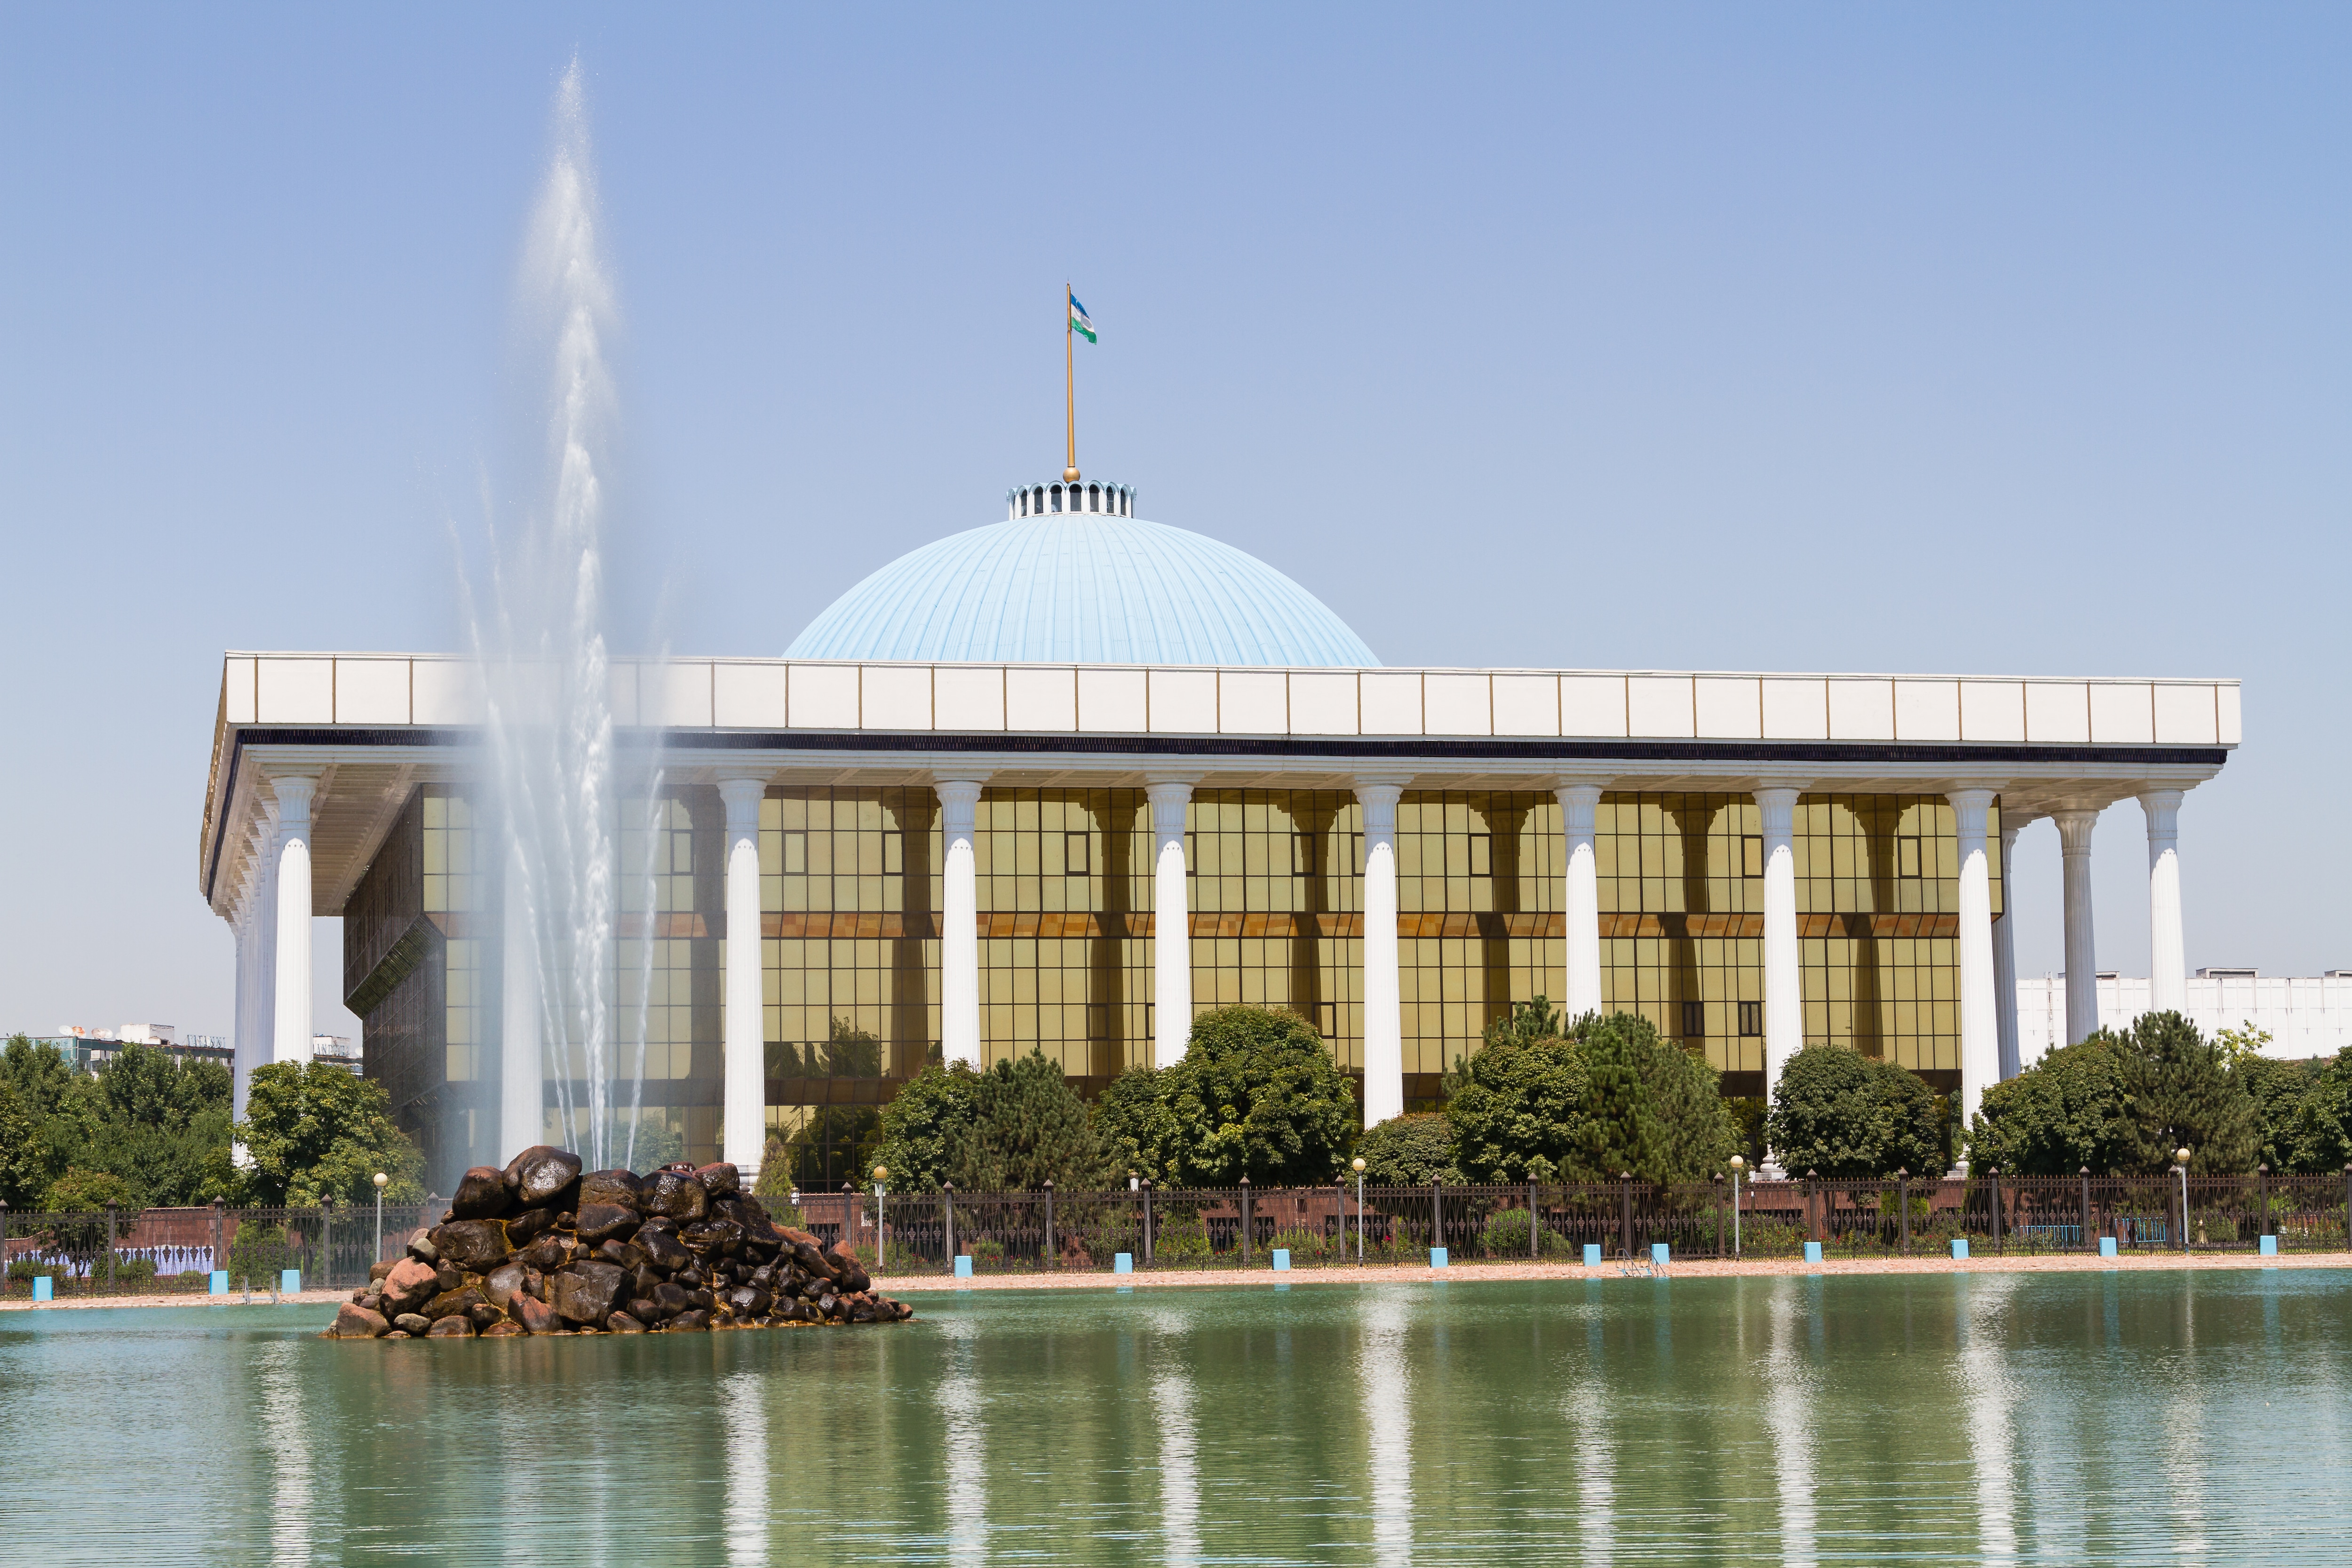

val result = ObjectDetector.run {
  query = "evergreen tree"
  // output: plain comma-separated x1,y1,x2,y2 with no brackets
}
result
1160,1007,1359,1187
951,1049,1114,1190
1767,1045,1942,1178
2119,1011,2256,1173
2240,1052,2325,1172
0,1080,52,1209
1631,1016,1738,1183
1092,1065,1177,1183
1970,1034,2138,1175
1355,1113,1462,1186
2284,1045,2352,1172
227,1062,425,1206
870,1062,981,1192
1577,1014,1666,1180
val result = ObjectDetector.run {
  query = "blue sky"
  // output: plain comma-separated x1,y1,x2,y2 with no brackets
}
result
3,6,2345,1040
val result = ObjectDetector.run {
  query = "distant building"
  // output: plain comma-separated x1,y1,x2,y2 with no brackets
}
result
23,1027,234,1075
312,1033,363,1075
2017,970,2352,1063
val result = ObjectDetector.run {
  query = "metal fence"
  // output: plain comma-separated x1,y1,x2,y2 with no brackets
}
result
0,1199,436,1298
785,1169,2352,1275
9,1170,2345,1297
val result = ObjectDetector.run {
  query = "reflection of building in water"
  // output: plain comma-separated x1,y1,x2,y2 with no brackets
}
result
195,476,2238,1186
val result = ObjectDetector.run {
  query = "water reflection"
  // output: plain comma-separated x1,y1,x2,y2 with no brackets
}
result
1358,1294,1413,1568
1152,1370,1199,1568
2164,1275,2208,1559
724,1369,768,1568
1564,1385,1613,1568
1955,1276,2022,1564
1761,1279,1816,1568
255,1339,313,1566
939,1319,987,1562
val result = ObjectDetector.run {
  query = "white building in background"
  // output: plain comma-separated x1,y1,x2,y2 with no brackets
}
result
2017,970,2352,1065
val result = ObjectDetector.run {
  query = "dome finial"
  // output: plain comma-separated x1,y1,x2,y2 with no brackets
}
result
1065,285,1095,488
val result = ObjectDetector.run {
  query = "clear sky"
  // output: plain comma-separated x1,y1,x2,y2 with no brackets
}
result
3,5,2345,1043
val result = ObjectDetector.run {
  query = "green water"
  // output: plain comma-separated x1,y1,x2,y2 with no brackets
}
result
5,1269,2346,1564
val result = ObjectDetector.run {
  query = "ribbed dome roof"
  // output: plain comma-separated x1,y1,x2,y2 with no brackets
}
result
786,509,1378,667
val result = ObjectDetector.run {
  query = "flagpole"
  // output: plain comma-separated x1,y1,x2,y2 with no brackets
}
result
1063,283,1080,482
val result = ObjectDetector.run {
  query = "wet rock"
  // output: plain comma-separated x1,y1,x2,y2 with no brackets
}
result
643,1169,708,1222
830,1255,872,1294
596,1238,648,1272
850,1302,877,1323
514,1294,559,1335
368,1259,396,1282
484,1262,528,1312
451,1166,510,1220
429,1220,512,1273
638,1229,692,1273
481,1322,526,1337
606,1311,648,1334
686,1287,717,1312
405,1230,440,1265
504,1208,555,1247
393,1313,433,1335
504,1145,586,1209
548,1260,627,1324
426,1314,476,1337
385,1330,413,1339
652,1281,691,1316
469,1303,504,1329
424,1285,487,1322
727,1286,773,1318
694,1162,740,1197
518,1234,575,1274
628,1297,665,1322
580,1170,644,1212
680,1220,733,1258
380,1257,439,1315
435,1260,465,1294
334,1303,389,1338
575,1203,641,1245
631,1263,662,1300
668,1309,711,1332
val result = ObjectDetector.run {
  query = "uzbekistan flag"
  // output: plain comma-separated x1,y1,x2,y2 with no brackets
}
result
1068,291,1097,342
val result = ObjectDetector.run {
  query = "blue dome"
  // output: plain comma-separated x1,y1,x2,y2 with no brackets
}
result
786,512,1379,666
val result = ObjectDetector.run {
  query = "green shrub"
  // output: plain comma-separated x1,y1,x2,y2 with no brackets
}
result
110,1255,157,1284
225,1221,293,1281
964,1238,1007,1266
1356,1114,1461,1186
1152,1213,1214,1261
7,1258,69,1282
1768,1045,1943,1178
1267,1225,1334,1261
1477,1206,1573,1258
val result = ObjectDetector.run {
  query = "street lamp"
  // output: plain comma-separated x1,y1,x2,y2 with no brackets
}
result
1728,1154,1745,1257
1351,1157,1367,1264
2175,1146,2192,1252
872,1165,889,1275
372,1172,388,1268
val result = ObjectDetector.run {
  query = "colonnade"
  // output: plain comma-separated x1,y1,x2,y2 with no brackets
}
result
228,770,2202,1179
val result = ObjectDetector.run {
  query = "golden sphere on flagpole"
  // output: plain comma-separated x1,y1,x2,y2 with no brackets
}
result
1063,466,1080,482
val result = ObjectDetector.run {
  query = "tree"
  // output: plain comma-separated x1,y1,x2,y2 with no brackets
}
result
2117,1011,2256,1173
1444,1027,1589,1182
2283,1045,2352,1172
77,1043,233,1207
1092,1065,1179,1182
0,1079,57,1209
949,1049,1114,1191
1354,1113,1460,1186
230,1062,425,1206
871,1062,981,1192
1159,1007,1359,1187
43,1165,136,1212
1767,1045,1943,1178
1614,1013,1736,1183
2240,1053,2326,1172
1970,1035,2138,1175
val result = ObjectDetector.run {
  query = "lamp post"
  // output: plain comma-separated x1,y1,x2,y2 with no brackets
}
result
872,1166,889,1275
372,1172,388,1271
1728,1154,1745,1257
2175,1147,2192,1253
1352,1157,1370,1263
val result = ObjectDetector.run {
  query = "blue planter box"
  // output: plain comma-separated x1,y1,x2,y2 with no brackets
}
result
1950,1239,1970,1260
209,1270,229,1295
2099,1236,2119,1258
1582,1243,1601,1266
1803,1241,1822,1265
279,1269,302,1294
1113,1252,1133,1274
1430,1247,1449,1268
953,1256,973,1279
32,1276,53,1303
1271,1249,1291,1271
1651,1243,1670,1265
2260,1235,2279,1257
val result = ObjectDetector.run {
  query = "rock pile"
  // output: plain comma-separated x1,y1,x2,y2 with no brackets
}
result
328,1146,915,1339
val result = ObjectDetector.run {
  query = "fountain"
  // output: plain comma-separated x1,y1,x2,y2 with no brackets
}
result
328,1147,914,1337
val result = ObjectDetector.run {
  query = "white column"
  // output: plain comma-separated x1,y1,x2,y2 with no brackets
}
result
246,815,277,1139
500,836,542,1160
1147,780,1195,1067
1994,819,2023,1079
2053,808,2101,1046
937,779,986,1069
1555,782,1605,1019
1356,780,1406,1129
1754,786,1806,1100
1948,788,1999,1134
2141,789,2187,1014
718,779,769,1172
270,776,316,1068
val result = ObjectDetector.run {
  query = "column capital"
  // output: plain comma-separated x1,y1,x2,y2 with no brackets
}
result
269,772,318,824
2137,787,2186,833
1144,777,1198,806
2052,807,2099,855
1351,774,1412,800
715,776,769,829
1943,785,2000,813
932,777,987,812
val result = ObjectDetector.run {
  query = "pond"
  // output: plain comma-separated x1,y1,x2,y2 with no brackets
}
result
4,1269,2345,1564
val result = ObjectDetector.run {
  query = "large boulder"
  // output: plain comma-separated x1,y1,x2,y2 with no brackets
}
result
483,1262,529,1313
547,1260,627,1325
694,1162,741,1197
379,1257,439,1316
429,1220,512,1274
606,1312,648,1334
638,1228,693,1274
333,1303,389,1338
450,1166,510,1220
832,1256,872,1294
517,1234,576,1274
504,1208,556,1248
424,1284,487,1322
426,1314,476,1337
579,1170,644,1212
643,1169,709,1222
502,1145,584,1209
575,1203,641,1245
393,1313,432,1336
513,1294,559,1335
